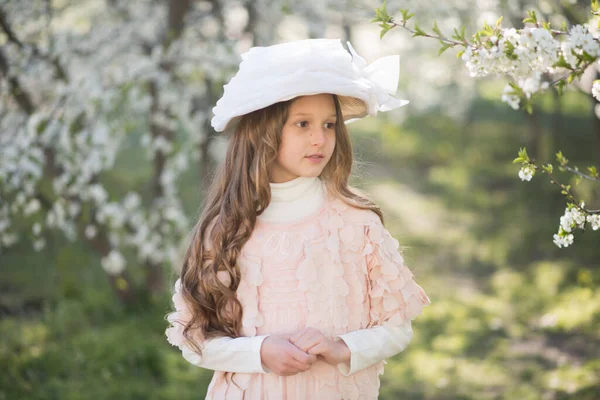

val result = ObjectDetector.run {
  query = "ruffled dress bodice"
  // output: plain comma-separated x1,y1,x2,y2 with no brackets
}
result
205,187,430,399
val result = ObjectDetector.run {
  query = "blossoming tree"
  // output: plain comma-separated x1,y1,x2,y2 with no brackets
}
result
371,0,600,247
0,0,243,303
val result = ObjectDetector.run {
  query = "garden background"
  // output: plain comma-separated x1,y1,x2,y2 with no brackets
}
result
1,1,599,399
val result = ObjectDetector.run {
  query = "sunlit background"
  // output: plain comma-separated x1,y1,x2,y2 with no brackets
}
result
1,0,599,399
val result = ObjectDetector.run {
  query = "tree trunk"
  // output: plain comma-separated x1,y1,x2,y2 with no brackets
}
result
143,0,192,297
200,78,216,189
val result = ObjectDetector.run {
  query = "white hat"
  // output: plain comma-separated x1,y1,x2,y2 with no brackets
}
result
210,38,409,132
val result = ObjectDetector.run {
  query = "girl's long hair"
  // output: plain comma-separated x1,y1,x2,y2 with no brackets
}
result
177,94,383,355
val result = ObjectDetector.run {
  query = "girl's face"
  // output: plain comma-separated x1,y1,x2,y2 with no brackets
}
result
269,94,337,183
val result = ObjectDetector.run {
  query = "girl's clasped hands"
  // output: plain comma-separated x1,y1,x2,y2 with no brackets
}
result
260,327,351,376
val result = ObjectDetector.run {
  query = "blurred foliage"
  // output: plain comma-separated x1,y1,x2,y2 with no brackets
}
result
2,82,600,399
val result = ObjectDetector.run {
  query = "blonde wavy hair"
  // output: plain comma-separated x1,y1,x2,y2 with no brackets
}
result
176,94,383,356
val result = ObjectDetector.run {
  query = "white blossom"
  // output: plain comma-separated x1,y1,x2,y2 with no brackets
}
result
501,84,520,110
23,199,41,216
2,233,18,247
592,81,600,102
553,233,574,248
587,214,600,230
570,207,586,229
101,250,126,276
33,238,46,251
518,165,535,181
123,192,142,211
85,225,98,239
559,208,574,233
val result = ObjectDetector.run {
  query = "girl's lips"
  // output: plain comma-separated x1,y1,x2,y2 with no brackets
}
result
305,155,324,163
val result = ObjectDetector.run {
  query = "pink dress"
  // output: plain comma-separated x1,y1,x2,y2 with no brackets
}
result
172,194,430,399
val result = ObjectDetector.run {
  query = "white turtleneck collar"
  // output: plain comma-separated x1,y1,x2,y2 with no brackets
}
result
258,176,326,223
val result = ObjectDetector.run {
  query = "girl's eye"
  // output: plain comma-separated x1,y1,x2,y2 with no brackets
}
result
295,121,336,129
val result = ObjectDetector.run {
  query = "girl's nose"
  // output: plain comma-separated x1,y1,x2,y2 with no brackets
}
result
310,127,327,146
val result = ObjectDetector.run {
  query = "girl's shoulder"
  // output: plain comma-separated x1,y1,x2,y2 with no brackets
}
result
328,195,383,228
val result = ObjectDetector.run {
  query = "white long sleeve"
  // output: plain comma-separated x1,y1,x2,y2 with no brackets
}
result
181,334,271,374
334,321,414,376
193,322,412,375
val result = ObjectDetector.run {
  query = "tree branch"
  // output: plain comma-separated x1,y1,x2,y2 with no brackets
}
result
0,6,67,81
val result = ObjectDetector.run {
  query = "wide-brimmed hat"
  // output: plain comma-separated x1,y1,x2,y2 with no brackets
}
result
211,38,409,132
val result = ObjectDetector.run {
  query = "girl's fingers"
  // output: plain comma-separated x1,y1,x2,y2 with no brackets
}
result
306,342,328,356
288,343,318,365
294,333,322,352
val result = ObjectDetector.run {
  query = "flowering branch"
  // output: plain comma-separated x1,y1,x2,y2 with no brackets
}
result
372,1,600,113
514,148,600,247
372,1,600,248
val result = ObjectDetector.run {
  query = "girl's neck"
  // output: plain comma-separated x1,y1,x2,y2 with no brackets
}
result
258,176,325,223
269,176,321,202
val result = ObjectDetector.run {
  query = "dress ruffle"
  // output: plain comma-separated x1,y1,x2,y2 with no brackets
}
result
237,254,265,337
363,216,431,328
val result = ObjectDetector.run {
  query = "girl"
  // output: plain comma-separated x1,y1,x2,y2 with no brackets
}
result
165,39,430,399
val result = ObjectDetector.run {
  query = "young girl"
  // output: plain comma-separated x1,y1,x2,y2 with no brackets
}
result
165,38,430,399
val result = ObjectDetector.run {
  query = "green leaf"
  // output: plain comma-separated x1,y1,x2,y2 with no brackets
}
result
581,50,596,62
379,0,389,21
457,50,465,58
373,8,382,21
412,22,427,37
503,39,518,60
452,25,468,43
529,10,538,23
556,151,569,165
438,43,452,56
433,20,442,36
553,55,573,70
480,20,494,36
556,80,566,96
495,16,504,28
588,165,598,177
380,25,391,39
452,27,461,41
373,0,390,23
515,147,530,163
543,163,553,174
400,8,415,22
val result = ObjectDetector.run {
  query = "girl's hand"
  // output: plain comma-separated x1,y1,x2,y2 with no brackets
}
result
289,327,351,366
260,333,318,376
